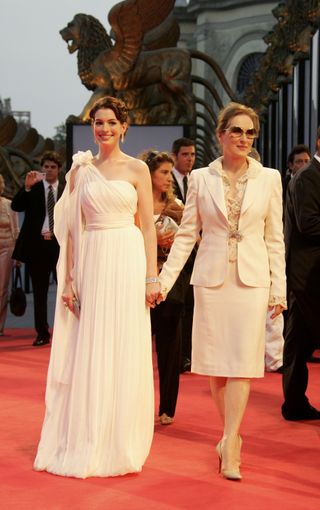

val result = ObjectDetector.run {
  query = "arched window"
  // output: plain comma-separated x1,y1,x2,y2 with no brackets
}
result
236,53,263,96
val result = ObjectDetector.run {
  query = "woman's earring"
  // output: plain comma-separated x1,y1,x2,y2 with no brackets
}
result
121,133,125,144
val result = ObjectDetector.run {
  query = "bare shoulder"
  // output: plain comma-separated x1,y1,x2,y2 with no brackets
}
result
126,156,148,172
125,156,149,184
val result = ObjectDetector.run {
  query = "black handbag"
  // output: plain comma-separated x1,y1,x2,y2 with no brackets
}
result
9,266,27,317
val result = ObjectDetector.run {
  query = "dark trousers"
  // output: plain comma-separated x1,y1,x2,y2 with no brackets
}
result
180,284,194,366
282,289,319,413
151,300,182,417
28,238,59,338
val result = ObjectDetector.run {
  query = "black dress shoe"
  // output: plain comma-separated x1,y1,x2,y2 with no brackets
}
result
282,404,320,421
32,337,50,346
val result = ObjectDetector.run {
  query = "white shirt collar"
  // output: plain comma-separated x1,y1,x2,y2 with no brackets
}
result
172,167,188,186
43,179,59,191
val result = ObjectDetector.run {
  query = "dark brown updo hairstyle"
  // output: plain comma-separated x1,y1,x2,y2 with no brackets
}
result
216,102,260,138
89,96,129,124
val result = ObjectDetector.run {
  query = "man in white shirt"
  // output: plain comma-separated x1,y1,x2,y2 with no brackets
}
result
171,138,196,205
12,151,64,346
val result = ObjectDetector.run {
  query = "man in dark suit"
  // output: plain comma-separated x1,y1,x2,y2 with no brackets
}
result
282,131,320,420
171,138,196,372
12,151,64,346
171,138,196,204
282,144,311,202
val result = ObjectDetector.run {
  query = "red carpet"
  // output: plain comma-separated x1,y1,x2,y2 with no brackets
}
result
1,329,319,510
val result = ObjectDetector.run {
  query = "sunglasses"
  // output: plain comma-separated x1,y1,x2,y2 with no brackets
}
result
224,126,257,139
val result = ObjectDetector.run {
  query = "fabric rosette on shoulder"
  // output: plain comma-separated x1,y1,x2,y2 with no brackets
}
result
72,150,93,166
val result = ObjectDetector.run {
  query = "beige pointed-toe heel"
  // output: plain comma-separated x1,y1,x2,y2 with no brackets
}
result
216,436,242,481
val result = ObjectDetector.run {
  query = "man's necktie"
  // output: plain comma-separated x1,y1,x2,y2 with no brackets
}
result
47,185,55,233
183,175,188,202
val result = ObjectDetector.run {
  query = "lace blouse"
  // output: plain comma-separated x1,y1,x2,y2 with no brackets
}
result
221,169,247,264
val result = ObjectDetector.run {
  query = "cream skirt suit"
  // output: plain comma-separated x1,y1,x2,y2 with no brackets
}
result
159,157,286,378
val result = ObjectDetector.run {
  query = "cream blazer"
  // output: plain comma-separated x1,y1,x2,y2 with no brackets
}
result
160,157,286,302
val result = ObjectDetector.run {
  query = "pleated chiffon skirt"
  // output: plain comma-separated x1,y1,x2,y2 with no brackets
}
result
34,225,154,478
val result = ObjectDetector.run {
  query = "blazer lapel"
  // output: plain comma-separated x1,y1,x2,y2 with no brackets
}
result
240,176,260,214
171,172,184,203
203,171,228,221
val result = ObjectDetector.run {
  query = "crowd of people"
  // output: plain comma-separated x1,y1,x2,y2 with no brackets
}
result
1,96,319,482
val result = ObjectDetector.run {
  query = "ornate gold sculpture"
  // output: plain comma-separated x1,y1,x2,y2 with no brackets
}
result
244,0,320,113
60,0,194,125
0,117,56,197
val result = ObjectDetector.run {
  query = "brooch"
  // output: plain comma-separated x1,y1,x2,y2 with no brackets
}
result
228,230,243,242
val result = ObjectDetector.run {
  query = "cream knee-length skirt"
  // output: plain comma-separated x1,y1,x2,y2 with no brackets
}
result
191,262,269,378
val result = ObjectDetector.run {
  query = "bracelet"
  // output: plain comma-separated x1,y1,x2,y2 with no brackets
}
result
146,277,160,284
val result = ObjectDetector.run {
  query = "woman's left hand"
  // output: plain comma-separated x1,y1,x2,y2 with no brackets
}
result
146,282,160,308
268,304,285,319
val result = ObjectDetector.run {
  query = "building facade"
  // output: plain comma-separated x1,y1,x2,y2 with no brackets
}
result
175,1,320,174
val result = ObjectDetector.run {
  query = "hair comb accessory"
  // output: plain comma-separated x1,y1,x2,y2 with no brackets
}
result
146,151,159,166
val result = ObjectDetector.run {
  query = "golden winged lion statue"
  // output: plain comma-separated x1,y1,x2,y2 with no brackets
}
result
60,0,194,125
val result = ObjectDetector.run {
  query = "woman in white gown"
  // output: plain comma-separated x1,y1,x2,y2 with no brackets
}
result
34,96,160,478
158,102,286,480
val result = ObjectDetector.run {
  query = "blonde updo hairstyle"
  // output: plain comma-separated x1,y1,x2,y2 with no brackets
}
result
216,102,260,138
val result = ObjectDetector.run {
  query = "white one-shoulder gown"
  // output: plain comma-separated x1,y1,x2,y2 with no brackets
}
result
34,151,154,478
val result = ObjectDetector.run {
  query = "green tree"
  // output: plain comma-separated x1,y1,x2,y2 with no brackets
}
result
53,123,66,153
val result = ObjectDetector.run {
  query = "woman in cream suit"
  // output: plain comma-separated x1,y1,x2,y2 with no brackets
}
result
158,103,286,480
0,175,19,335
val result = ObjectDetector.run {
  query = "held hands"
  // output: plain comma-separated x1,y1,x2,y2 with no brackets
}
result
268,304,285,319
146,281,161,308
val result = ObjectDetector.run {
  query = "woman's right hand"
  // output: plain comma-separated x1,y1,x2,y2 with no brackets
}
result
62,282,76,314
